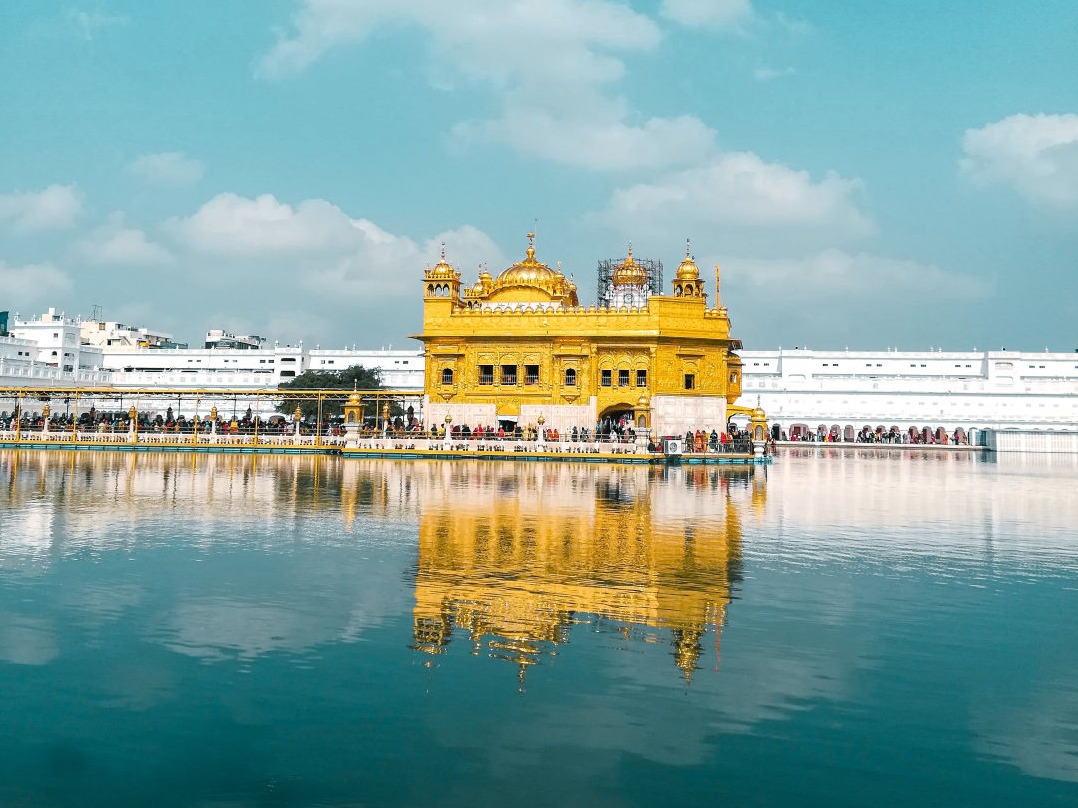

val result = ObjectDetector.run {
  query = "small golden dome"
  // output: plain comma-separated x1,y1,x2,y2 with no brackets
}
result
612,243,648,286
429,242,456,278
676,241,699,280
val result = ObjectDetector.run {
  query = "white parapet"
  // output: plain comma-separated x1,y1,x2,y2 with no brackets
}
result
985,429,1078,453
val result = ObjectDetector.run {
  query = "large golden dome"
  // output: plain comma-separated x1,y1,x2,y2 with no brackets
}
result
612,243,648,286
465,233,580,307
495,234,559,286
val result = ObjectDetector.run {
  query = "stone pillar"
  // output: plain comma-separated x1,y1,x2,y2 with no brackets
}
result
342,390,363,444
128,405,138,442
634,394,652,453
750,403,768,459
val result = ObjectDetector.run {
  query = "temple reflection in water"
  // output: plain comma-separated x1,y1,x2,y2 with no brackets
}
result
408,462,760,682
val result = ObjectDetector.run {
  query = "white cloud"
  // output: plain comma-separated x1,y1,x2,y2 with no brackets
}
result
660,0,753,29
258,0,715,172
753,65,794,82
453,107,716,172
75,214,173,266
0,261,73,301
166,193,366,254
67,6,129,41
0,184,83,231
258,0,659,83
961,113,1078,209
592,152,875,253
127,152,205,186
720,250,992,349
728,249,990,300
164,192,507,326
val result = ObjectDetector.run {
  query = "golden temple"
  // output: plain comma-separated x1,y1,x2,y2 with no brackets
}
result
414,235,745,436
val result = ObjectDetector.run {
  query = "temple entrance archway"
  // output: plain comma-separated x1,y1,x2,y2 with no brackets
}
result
597,403,635,435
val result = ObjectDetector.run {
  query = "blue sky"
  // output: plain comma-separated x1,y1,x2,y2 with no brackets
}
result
1,0,1076,351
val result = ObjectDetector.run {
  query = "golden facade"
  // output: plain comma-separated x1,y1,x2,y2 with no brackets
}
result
414,235,744,435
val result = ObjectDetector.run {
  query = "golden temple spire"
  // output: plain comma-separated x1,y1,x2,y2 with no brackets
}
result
714,263,721,307
525,231,536,264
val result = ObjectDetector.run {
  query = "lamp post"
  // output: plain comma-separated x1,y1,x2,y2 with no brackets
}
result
443,413,452,444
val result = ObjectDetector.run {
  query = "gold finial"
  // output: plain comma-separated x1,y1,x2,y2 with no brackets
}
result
714,263,721,306
685,237,691,258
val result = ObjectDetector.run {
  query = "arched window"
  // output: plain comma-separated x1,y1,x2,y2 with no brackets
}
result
729,371,738,384
441,368,454,385
564,368,577,386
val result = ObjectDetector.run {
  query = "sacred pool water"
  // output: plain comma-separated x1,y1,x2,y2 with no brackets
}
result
1,448,1076,807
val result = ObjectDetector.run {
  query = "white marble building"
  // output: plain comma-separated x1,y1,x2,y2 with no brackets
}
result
737,348,1078,436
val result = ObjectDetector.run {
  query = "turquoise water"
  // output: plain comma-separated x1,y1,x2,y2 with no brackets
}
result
1,449,1076,807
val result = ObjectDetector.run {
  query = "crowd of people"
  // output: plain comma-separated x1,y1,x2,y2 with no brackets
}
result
0,407,311,436
2,404,770,454
413,421,757,454
780,426,970,445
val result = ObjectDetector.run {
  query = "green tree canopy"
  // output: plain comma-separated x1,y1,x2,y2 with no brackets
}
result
277,365,383,419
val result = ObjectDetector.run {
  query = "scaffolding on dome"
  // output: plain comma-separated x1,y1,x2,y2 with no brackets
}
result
596,257,663,308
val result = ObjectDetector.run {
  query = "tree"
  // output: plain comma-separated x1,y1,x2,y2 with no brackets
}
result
277,365,383,419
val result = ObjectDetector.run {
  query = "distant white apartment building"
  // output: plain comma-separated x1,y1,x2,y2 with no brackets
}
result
80,318,179,350
204,330,265,350
1,308,109,386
